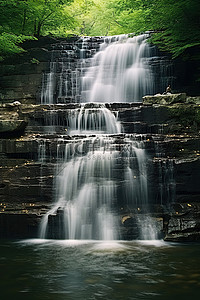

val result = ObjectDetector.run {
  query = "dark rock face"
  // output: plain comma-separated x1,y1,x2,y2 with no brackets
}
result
0,59,49,103
0,101,200,241
0,35,200,241
0,213,41,239
164,203,200,242
0,36,78,103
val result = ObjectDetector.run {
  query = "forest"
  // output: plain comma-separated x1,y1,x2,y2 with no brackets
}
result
0,0,199,65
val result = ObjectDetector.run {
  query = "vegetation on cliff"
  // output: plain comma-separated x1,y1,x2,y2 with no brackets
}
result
0,0,75,60
0,0,199,68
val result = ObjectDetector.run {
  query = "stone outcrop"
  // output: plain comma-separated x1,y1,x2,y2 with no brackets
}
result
0,120,27,135
0,101,27,137
143,93,187,105
164,203,200,242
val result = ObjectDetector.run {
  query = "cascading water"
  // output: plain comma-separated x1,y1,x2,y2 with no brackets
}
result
39,33,175,241
40,138,119,240
40,33,172,105
41,61,55,105
81,34,154,102
66,103,121,134
40,135,150,240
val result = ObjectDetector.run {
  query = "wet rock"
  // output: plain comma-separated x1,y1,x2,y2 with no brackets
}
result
186,96,200,104
0,120,27,135
164,202,200,241
164,232,200,242
121,216,140,240
167,218,197,233
0,213,41,239
46,211,65,239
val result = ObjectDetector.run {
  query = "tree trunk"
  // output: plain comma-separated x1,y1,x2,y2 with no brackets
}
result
34,21,42,38
22,9,27,34
34,19,37,36
36,22,42,38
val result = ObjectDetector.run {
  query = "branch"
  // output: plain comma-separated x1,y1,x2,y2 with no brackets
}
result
40,11,54,25
114,20,124,27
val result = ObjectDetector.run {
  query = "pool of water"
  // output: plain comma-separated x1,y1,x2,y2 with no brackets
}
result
0,239,200,300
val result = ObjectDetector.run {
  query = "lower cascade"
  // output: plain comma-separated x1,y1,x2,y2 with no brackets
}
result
39,125,175,240
40,135,151,240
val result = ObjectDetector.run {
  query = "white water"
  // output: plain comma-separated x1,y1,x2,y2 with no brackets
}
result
81,34,154,102
39,33,171,241
67,103,121,134
41,62,55,104
40,139,119,240
137,215,159,240
39,136,151,240
40,33,157,104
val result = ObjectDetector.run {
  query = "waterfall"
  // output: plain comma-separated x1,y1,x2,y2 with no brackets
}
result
41,61,55,104
40,136,151,240
67,103,121,134
40,139,118,240
137,215,159,240
39,33,175,241
81,34,154,103
40,33,172,104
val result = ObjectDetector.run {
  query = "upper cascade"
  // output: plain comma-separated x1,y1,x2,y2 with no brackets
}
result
40,33,172,104
81,33,154,103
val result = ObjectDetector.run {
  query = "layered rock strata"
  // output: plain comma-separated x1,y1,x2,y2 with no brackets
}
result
0,98,200,241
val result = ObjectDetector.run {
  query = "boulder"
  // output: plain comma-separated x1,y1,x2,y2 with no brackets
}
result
164,203,200,241
0,120,27,134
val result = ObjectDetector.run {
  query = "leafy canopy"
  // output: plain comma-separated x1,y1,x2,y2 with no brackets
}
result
0,0,75,60
67,0,200,59
0,0,199,61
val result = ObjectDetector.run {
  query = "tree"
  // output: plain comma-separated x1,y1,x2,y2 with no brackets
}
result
68,0,200,61
1,0,199,63
0,0,75,60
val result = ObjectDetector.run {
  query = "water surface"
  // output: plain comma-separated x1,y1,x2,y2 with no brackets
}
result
0,240,200,300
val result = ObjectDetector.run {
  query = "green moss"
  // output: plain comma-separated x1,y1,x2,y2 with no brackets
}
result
169,105,200,129
30,58,40,64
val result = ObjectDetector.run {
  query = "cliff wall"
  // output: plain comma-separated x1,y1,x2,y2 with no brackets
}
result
0,100,200,241
0,37,200,241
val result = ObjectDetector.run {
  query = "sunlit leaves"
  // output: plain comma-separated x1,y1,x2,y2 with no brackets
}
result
0,0,199,61
0,32,35,61
0,0,75,59
68,0,200,61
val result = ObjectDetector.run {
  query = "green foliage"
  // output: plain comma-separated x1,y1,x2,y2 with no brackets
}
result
30,58,40,64
147,0,200,58
0,0,75,37
0,0,199,63
0,0,75,60
67,0,200,62
0,32,35,61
